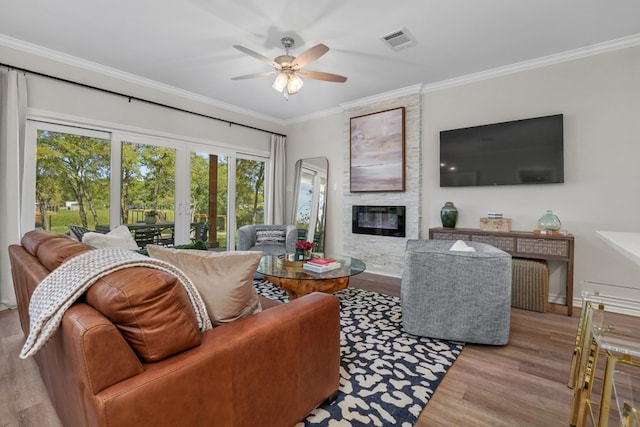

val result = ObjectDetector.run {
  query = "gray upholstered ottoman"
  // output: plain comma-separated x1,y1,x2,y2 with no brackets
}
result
401,239,512,345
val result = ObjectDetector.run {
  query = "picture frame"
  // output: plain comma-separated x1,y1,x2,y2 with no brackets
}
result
350,107,405,192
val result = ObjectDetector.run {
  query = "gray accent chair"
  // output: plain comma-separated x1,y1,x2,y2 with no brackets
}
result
237,224,298,255
401,239,512,345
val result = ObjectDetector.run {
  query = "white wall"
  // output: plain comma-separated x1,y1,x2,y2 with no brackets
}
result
287,45,640,308
1,43,284,148
286,113,345,253
424,45,640,306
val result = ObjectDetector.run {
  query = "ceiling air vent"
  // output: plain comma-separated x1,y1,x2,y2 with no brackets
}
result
380,28,417,51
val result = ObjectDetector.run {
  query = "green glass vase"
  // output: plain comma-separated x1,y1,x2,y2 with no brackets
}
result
537,210,561,231
440,202,458,228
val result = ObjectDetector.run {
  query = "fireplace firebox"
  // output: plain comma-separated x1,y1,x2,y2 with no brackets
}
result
352,205,406,237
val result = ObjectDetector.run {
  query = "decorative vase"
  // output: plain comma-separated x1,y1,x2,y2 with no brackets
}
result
440,202,458,228
537,210,561,231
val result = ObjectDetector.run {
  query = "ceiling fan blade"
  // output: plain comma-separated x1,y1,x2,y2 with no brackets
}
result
298,70,347,83
233,45,280,68
231,71,277,80
291,44,329,69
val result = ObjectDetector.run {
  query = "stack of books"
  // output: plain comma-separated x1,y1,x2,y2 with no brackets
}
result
303,258,341,273
487,212,503,219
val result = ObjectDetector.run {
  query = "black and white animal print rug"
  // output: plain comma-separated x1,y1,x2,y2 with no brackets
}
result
253,280,464,427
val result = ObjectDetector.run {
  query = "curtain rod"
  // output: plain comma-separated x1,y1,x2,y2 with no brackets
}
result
1,62,286,138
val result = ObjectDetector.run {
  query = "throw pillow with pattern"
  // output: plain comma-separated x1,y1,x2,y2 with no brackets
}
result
255,228,285,245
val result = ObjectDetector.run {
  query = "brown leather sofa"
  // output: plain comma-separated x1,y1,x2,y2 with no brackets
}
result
9,231,340,427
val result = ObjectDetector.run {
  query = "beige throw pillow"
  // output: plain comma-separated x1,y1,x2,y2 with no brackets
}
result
147,245,262,324
82,225,139,250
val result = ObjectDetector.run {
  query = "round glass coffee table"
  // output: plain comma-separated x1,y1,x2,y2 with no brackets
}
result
257,254,366,300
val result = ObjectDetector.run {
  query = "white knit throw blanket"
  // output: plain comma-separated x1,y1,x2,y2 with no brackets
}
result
20,248,212,359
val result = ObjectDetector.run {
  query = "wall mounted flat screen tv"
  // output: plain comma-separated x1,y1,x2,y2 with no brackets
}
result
440,114,563,187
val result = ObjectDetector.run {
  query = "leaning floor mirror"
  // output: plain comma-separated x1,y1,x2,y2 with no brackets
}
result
291,157,328,254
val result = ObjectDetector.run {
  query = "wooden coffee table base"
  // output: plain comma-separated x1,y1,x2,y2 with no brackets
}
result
263,275,349,300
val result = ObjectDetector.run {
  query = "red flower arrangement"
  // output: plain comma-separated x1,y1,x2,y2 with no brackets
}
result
295,241,314,251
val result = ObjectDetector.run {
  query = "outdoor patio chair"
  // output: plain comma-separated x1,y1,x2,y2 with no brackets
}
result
133,227,156,248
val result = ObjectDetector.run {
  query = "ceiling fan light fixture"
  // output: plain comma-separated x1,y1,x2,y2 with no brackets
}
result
272,73,288,92
233,36,346,100
286,74,303,94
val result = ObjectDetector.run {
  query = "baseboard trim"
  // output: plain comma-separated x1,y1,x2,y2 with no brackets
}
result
571,293,640,317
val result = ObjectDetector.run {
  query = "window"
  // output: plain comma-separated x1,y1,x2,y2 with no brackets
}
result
33,124,111,233
120,141,176,224
26,119,271,250
235,156,266,229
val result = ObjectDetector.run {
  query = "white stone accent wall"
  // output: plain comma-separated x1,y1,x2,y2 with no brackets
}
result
342,91,422,277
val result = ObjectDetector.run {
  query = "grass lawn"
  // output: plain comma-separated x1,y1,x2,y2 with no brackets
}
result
43,208,179,234
41,208,228,247
42,209,109,234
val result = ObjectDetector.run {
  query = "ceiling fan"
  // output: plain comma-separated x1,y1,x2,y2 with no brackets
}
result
231,37,347,99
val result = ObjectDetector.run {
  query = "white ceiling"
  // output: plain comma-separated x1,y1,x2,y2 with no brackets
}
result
1,0,640,122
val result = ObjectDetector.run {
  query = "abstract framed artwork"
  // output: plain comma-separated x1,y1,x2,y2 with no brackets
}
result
350,107,405,192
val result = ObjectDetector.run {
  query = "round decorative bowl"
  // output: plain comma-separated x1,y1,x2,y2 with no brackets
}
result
277,255,305,270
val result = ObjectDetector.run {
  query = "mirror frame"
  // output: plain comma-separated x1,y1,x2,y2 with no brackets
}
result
291,157,328,254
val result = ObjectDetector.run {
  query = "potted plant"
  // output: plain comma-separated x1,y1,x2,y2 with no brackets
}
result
295,240,314,260
144,210,158,224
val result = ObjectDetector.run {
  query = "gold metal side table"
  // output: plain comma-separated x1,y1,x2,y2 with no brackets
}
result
569,292,640,427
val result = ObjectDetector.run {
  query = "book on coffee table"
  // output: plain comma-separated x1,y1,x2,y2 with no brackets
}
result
303,259,341,272
307,257,339,266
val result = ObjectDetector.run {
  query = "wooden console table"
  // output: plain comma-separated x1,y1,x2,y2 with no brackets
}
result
429,227,575,316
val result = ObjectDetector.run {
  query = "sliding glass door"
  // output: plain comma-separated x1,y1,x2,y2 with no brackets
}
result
190,151,228,249
120,141,176,224
119,138,178,247
189,150,269,250
235,156,266,229
27,120,271,250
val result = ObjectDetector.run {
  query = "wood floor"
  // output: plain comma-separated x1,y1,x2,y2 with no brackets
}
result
350,272,580,427
0,271,630,426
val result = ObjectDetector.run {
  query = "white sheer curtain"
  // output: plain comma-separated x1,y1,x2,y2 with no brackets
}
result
268,134,286,224
0,69,28,310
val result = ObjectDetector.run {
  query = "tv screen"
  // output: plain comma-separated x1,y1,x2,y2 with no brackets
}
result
440,114,564,187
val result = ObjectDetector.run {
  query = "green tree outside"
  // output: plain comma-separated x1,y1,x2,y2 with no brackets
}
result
36,130,266,247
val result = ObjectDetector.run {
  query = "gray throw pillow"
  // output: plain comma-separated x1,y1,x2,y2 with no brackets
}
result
255,228,285,245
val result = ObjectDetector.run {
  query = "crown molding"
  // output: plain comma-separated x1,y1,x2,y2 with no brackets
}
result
287,35,640,121
422,34,640,94
4,32,640,125
339,84,423,111
0,34,286,127
285,84,424,125
284,106,344,125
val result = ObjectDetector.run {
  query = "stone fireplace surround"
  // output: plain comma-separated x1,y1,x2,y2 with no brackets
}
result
342,88,422,277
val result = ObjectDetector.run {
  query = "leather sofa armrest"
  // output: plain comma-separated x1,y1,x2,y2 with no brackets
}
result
63,304,144,394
